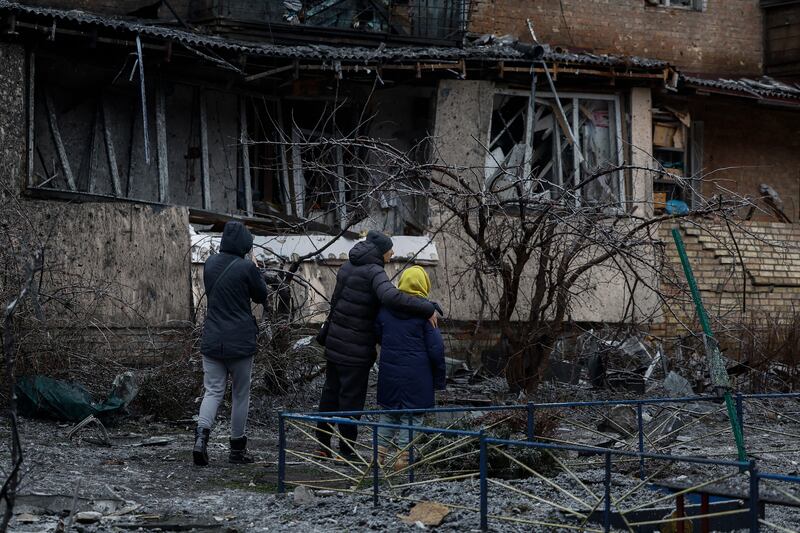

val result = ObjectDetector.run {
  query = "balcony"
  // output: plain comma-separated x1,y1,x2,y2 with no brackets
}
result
188,0,470,46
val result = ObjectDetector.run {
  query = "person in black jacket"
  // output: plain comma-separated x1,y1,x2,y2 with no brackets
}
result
315,230,438,459
193,221,268,466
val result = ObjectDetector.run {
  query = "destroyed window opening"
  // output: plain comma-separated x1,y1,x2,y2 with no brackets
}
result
25,59,304,219
242,96,286,213
489,89,624,209
650,0,705,11
290,126,355,228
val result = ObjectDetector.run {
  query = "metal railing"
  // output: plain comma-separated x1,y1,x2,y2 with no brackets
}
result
278,393,800,532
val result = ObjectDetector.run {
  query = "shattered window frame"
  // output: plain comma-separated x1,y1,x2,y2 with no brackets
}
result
651,0,705,11
487,88,625,210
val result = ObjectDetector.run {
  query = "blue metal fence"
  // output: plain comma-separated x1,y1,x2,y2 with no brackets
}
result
278,393,800,532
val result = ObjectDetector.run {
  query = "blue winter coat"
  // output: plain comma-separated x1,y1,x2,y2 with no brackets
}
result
375,306,446,410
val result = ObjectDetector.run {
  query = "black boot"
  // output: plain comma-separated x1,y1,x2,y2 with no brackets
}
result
229,436,255,464
193,427,210,466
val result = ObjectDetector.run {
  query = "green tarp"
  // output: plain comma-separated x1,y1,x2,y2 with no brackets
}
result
16,375,128,422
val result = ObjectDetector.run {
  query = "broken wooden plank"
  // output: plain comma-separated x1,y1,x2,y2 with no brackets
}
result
239,97,253,216
44,91,76,191
335,146,346,229
155,82,169,203
572,98,581,197
276,104,293,215
126,106,139,197
245,63,294,83
199,89,211,210
136,35,151,165
88,104,100,194
291,126,305,218
26,51,34,188
101,97,122,196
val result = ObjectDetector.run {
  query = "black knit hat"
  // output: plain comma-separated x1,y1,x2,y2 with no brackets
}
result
366,230,394,255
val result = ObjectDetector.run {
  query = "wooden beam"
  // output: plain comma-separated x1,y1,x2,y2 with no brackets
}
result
335,145,346,230
136,35,151,165
199,89,211,210
26,51,34,188
276,104,294,216
126,106,138,197
291,126,305,218
44,91,76,191
155,82,169,203
239,97,253,216
245,63,295,83
88,103,100,194
100,96,122,196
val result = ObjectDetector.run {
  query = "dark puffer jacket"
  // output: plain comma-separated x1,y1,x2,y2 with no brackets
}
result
376,306,446,410
201,221,268,359
324,241,436,367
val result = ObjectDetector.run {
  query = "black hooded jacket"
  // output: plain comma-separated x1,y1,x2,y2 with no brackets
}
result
324,241,436,367
201,221,268,359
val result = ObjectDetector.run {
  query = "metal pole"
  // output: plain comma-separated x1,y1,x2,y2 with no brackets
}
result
526,403,535,441
637,404,645,480
672,228,747,462
749,461,759,533
372,425,379,507
278,414,286,494
604,452,612,533
736,392,745,442
479,431,488,531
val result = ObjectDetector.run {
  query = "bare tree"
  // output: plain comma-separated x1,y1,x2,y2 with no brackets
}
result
247,120,763,393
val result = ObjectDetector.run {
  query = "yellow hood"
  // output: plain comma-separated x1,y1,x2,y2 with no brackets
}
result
398,266,431,298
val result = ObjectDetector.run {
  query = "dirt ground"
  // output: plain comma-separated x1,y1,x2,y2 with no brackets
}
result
3,376,800,532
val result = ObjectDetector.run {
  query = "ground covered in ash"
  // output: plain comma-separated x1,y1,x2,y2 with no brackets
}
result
3,377,800,532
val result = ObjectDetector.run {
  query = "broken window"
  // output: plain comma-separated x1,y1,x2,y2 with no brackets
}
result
652,106,703,212
282,100,364,229
240,97,285,213
487,90,623,209
649,0,704,10
27,54,304,222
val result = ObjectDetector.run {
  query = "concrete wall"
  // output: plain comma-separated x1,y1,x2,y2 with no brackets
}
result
28,201,192,327
0,43,25,198
691,99,800,222
470,0,763,76
427,79,660,325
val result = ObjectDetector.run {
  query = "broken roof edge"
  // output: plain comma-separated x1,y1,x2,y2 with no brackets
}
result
0,1,670,73
681,75,800,105
190,230,439,265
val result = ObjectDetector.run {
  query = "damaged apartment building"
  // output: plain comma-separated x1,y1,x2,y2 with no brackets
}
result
1,0,800,363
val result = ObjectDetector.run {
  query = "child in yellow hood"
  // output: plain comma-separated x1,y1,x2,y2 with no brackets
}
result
375,265,446,470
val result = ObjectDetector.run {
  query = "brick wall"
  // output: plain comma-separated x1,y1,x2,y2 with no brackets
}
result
469,0,763,76
653,221,800,354
691,98,800,222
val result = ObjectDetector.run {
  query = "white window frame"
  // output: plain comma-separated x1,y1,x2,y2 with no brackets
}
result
488,88,625,207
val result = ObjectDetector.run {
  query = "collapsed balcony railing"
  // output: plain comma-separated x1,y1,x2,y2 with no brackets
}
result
278,393,800,532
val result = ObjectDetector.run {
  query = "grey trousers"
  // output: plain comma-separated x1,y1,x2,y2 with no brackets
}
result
197,355,254,438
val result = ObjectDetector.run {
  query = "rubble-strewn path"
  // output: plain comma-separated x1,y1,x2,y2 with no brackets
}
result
5,391,800,531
